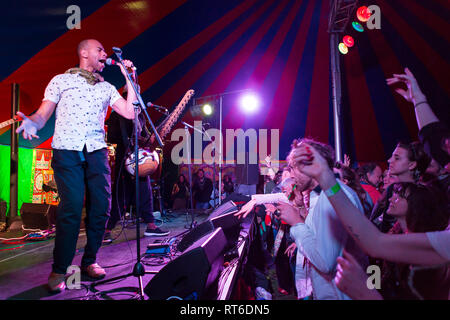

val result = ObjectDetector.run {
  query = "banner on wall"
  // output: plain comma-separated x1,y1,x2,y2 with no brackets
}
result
31,149,58,205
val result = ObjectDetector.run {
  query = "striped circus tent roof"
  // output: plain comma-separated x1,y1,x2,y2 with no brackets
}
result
0,0,448,165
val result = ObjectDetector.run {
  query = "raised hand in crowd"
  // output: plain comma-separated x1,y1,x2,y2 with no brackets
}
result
343,154,351,167
386,67,425,105
386,68,438,130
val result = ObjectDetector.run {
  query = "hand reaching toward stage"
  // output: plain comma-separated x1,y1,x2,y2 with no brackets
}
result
16,111,39,140
234,199,257,219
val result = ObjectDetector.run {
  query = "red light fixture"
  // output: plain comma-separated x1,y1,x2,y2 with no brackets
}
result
357,6,371,22
343,35,354,47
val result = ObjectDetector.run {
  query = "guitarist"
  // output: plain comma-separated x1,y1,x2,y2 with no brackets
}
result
103,81,169,243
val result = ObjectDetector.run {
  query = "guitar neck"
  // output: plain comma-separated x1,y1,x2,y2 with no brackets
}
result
0,118,16,130
151,89,195,142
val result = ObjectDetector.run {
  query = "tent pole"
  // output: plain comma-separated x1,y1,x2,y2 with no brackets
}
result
330,32,343,163
9,83,19,226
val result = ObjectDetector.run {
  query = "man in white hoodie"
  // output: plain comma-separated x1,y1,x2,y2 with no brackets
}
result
277,139,368,299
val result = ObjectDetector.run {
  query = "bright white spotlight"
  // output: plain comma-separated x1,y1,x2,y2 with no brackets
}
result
202,103,213,115
240,93,260,114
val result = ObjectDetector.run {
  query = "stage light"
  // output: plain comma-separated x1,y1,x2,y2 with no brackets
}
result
202,103,213,115
343,35,354,48
357,6,371,22
352,21,364,32
239,93,260,114
338,43,348,55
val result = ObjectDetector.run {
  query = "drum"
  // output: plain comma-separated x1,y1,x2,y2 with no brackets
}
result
125,148,160,177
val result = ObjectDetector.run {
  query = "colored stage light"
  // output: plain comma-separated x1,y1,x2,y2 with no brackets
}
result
338,43,348,54
352,21,364,32
239,93,260,114
357,6,371,22
343,35,354,47
202,104,213,115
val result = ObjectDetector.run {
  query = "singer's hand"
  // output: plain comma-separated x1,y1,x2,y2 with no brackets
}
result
15,111,39,140
118,59,136,79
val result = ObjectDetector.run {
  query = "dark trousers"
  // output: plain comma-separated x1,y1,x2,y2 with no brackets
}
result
106,165,154,231
275,233,295,293
51,148,111,274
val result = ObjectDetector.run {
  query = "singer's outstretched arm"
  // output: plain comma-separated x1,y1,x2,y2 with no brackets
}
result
16,101,56,140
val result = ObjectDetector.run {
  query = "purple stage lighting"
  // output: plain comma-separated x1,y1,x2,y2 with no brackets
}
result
239,93,260,114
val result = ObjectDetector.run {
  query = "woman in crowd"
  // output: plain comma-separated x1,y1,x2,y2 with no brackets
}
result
378,182,449,299
357,163,382,205
370,141,430,232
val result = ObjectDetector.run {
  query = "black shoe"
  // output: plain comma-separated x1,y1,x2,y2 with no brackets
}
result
144,227,169,237
102,232,113,244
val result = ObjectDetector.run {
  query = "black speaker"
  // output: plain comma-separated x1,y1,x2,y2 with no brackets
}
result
20,203,57,230
144,227,227,300
176,201,240,253
222,192,251,205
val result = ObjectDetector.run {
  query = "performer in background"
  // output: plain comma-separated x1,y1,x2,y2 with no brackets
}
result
171,174,189,210
192,169,213,209
103,82,169,244
16,39,137,293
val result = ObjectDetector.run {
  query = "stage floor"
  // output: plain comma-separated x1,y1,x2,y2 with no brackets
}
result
0,210,210,300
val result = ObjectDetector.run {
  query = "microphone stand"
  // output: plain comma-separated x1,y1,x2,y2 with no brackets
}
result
202,127,218,208
91,48,163,300
180,121,212,229
182,122,195,229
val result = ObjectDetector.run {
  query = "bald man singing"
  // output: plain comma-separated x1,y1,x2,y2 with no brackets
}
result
16,39,137,293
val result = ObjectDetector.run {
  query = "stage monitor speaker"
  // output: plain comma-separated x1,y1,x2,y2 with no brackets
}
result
176,200,240,253
176,219,214,253
209,200,238,219
20,203,57,230
144,227,227,300
222,192,251,205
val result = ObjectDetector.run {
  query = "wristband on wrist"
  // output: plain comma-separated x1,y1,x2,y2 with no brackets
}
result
324,182,341,197
414,101,428,108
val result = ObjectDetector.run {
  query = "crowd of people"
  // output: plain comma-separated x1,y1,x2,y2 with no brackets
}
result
235,68,449,300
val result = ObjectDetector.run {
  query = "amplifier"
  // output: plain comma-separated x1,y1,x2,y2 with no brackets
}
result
20,203,57,230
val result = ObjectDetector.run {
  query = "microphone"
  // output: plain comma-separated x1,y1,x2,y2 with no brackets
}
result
105,58,137,71
147,102,169,114
202,122,211,128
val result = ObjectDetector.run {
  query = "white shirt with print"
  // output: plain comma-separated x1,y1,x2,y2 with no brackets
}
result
44,73,122,152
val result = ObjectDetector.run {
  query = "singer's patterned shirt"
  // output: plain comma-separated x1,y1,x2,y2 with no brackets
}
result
44,73,122,152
